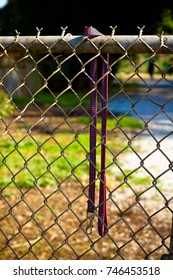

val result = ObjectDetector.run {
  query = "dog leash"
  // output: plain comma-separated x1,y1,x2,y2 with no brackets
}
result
84,26,109,237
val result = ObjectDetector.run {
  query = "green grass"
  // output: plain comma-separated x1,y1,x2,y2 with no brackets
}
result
0,133,86,188
0,132,125,189
12,90,90,108
1,89,144,189
77,115,143,130
1,120,144,189
116,169,153,186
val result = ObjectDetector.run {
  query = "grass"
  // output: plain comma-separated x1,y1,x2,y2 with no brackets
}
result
1,88,144,190
0,131,128,189
77,115,143,130
0,112,143,190
12,90,90,108
116,169,153,188
0,133,87,188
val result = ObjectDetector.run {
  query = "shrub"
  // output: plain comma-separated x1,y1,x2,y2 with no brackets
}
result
0,90,14,117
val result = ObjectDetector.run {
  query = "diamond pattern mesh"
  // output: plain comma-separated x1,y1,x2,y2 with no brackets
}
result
0,27,173,260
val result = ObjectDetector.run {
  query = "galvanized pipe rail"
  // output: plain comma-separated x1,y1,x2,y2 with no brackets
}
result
0,35,173,54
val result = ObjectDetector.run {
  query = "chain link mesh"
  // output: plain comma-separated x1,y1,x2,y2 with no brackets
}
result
0,27,173,260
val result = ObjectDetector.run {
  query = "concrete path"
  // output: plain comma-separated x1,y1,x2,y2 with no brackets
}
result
109,79,173,202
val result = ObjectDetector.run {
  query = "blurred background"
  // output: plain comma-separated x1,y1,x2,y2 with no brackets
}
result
0,0,173,35
1,0,173,260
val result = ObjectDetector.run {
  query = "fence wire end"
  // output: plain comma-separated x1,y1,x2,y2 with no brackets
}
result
137,25,145,37
110,25,117,36
61,26,68,37
36,27,43,38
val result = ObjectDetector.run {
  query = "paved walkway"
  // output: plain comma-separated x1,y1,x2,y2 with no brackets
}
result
109,79,173,203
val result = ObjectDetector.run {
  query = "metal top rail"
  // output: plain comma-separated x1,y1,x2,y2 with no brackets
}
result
0,35,173,54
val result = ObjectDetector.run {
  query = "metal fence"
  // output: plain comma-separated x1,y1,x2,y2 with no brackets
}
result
0,26,173,260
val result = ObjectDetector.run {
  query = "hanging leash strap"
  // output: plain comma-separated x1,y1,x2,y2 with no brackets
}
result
84,26,109,237
98,51,109,236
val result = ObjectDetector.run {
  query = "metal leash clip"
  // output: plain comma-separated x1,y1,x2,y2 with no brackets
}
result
161,216,173,260
160,254,173,260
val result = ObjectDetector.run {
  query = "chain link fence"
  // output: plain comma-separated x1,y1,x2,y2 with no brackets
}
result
0,26,173,260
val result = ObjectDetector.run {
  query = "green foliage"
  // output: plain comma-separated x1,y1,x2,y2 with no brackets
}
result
0,90,14,117
156,9,173,34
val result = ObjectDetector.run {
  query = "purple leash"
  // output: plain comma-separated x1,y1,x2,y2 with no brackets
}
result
98,52,109,236
84,26,109,237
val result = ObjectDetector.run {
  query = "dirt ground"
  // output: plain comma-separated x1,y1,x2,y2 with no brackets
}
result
0,181,172,260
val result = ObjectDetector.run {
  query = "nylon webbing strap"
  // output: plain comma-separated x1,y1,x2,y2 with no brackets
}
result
98,52,109,236
84,26,109,237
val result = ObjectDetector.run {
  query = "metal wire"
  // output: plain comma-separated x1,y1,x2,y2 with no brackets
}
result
0,26,173,260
